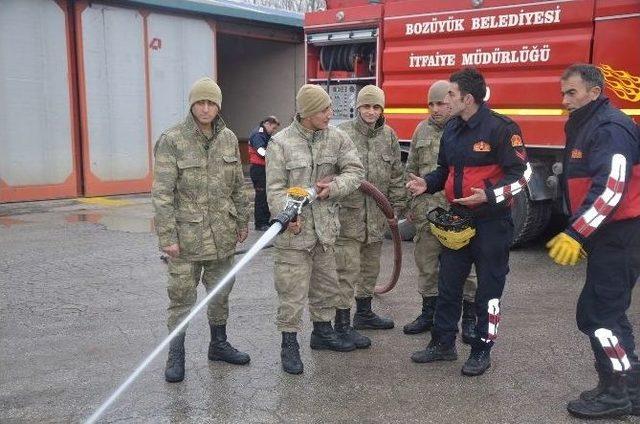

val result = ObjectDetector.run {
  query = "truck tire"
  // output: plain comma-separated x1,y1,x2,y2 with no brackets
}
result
510,189,552,247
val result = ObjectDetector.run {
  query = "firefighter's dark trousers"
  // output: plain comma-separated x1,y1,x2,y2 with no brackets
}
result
432,215,513,350
250,164,270,228
578,218,640,370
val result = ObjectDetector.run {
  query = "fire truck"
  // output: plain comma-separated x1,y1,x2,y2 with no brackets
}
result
304,0,640,245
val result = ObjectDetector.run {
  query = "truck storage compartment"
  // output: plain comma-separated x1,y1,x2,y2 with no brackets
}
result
306,29,378,123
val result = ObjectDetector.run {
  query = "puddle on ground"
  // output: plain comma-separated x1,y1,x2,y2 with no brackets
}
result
0,216,29,227
65,213,154,233
65,213,103,224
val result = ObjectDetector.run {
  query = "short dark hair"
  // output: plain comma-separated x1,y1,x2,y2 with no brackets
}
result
450,67,486,105
561,64,604,90
262,116,280,126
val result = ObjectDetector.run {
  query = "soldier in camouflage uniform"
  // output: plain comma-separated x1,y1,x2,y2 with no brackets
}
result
334,85,406,340
266,84,365,374
152,77,251,383
402,80,478,343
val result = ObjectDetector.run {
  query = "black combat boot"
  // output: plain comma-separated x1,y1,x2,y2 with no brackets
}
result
310,321,357,352
208,324,250,365
627,363,640,415
335,308,371,349
165,332,185,383
410,338,457,363
461,300,477,345
567,371,632,419
580,362,613,401
281,332,303,375
461,348,491,376
403,296,436,335
353,297,394,330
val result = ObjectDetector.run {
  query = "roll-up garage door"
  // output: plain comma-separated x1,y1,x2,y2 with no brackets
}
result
147,13,216,146
76,2,151,196
0,0,79,202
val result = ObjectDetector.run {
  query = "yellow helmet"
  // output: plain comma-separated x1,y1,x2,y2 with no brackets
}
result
427,207,476,250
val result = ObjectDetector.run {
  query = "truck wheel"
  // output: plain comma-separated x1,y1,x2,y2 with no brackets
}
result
510,189,552,247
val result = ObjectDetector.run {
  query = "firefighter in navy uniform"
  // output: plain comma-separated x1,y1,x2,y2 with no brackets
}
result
248,116,280,231
547,64,640,419
406,67,531,377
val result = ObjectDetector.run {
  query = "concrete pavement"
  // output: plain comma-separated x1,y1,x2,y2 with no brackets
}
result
1,195,639,423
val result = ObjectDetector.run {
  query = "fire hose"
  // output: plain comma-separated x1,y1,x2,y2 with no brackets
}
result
86,183,399,422
289,177,402,294
86,186,316,424
358,181,402,295
268,177,401,293
160,181,403,286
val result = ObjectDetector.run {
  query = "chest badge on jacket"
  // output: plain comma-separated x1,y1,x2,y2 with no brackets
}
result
571,149,583,159
473,141,491,152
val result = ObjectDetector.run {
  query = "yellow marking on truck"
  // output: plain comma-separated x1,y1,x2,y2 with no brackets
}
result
385,108,640,116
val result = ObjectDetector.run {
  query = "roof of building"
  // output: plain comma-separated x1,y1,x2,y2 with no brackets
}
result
128,0,304,27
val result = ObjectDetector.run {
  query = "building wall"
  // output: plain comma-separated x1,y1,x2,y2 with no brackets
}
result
217,33,305,142
0,0,303,202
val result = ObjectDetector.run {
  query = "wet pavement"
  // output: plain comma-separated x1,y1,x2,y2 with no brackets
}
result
1,194,639,423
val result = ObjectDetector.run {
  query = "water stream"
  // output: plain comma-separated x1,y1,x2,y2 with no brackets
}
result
85,222,283,424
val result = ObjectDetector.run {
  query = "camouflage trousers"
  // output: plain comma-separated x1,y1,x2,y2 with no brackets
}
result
274,244,340,332
166,255,235,332
334,238,382,308
414,226,477,301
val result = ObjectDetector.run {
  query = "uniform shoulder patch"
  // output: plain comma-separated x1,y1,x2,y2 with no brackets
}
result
473,141,491,152
571,149,583,159
510,134,523,147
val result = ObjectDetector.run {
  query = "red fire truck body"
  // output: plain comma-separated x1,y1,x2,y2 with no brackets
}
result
304,0,640,244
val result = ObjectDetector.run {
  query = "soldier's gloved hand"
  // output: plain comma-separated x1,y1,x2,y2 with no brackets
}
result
236,227,248,243
287,217,302,235
161,243,180,259
546,232,586,266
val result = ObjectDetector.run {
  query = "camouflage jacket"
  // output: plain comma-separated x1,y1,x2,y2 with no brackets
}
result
336,116,406,243
266,118,364,250
406,116,448,240
152,113,250,260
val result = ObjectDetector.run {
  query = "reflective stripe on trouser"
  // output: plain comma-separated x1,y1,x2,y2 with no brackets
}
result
577,218,640,371
166,255,235,331
335,238,382,307
413,225,478,301
274,244,339,333
432,216,513,348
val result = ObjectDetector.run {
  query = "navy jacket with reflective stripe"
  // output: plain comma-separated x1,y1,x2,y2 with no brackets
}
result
562,96,640,242
424,103,530,218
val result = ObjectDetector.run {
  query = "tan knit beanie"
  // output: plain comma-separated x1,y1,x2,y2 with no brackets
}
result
296,84,331,118
428,80,450,104
189,77,222,109
356,85,385,110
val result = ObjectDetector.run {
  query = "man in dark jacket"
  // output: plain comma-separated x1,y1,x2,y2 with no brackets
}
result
248,116,280,230
406,67,531,377
547,63,640,419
